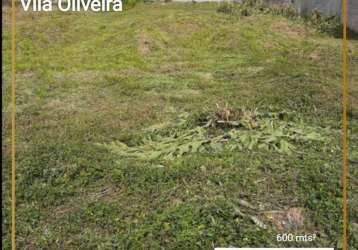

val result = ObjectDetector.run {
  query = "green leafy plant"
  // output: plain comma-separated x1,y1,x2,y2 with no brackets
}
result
101,107,336,161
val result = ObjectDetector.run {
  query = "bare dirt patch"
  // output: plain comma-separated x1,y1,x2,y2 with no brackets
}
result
308,50,321,61
138,33,153,56
137,31,168,56
264,207,305,230
271,21,309,37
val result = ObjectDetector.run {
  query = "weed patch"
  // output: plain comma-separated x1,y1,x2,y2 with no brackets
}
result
216,0,340,36
102,106,337,161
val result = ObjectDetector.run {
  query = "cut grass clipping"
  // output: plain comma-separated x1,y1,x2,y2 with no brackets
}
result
101,106,337,161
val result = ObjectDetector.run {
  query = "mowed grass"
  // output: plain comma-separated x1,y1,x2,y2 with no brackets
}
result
2,3,358,249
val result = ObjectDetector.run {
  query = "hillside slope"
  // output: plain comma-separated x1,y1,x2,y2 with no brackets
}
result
2,3,358,249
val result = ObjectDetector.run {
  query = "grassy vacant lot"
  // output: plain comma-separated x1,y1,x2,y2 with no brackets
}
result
2,2,358,249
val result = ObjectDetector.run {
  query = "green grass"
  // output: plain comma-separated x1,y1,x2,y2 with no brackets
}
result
2,2,358,249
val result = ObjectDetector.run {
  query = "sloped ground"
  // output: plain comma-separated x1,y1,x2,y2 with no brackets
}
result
2,3,358,249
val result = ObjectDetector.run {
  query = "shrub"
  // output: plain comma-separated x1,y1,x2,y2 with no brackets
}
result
217,2,235,15
308,10,341,36
216,1,340,36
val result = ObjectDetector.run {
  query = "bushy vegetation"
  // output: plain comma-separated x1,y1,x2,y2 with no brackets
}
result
308,10,341,36
217,0,341,36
